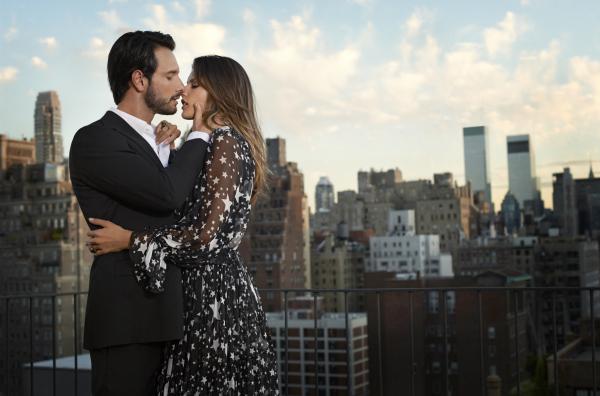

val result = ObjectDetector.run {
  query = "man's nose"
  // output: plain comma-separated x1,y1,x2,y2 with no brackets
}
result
176,76,184,91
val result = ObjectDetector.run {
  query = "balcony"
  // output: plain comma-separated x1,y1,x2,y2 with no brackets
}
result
0,286,599,396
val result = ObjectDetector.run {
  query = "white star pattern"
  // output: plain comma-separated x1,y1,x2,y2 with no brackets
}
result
128,127,278,394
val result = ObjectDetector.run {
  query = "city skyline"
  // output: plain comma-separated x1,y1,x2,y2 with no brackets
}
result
2,1,600,209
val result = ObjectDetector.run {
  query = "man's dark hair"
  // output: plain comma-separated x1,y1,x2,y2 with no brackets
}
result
107,31,176,104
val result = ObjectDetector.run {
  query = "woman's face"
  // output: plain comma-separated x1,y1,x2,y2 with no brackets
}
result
181,71,209,120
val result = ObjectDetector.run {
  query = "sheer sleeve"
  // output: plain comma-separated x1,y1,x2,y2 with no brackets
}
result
129,129,252,293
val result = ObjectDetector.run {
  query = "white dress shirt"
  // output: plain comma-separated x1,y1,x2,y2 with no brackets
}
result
110,108,211,167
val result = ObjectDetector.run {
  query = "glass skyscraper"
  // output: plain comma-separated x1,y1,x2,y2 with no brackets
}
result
463,126,492,204
507,134,539,207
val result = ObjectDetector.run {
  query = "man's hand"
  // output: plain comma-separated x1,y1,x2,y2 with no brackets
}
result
155,121,181,149
87,218,133,255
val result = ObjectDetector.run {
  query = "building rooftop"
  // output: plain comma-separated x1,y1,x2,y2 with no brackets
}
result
25,354,91,370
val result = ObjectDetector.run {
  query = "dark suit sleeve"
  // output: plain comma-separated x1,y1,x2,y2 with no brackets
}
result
69,128,208,213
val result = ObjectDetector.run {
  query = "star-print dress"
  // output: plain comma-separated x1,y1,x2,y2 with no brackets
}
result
129,127,279,395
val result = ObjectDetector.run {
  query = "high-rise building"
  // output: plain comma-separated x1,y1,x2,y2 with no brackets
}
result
267,296,369,395
507,135,538,207
315,176,335,213
366,270,531,396
463,126,492,204
266,136,286,168
241,137,311,311
500,191,521,235
34,91,64,164
0,162,91,394
553,168,578,236
0,134,36,171
311,233,366,312
368,210,453,277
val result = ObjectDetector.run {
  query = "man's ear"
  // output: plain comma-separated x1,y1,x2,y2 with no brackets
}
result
130,70,148,93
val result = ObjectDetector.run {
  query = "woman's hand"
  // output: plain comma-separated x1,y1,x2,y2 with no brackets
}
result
86,218,133,256
155,121,181,149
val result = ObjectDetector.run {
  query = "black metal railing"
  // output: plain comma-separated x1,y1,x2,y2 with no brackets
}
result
1,287,599,396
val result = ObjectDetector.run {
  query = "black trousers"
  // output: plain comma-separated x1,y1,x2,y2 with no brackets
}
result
90,342,164,396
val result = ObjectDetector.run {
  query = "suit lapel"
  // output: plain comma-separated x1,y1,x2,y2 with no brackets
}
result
101,111,165,169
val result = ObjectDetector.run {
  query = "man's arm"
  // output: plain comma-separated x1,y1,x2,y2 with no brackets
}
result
69,127,208,213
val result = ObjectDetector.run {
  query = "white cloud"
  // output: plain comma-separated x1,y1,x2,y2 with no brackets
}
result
245,15,360,136
0,67,18,82
143,4,225,72
172,1,185,12
194,0,211,19
39,36,58,49
351,0,371,5
31,56,47,69
99,9,129,33
484,12,528,57
4,27,17,42
242,8,255,24
82,37,110,59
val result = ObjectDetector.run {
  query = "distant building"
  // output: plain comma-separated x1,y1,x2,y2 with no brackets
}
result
315,176,335,213
0,162,91,395
507,135,539,207
368,210,453,277
34,91,63,164
267,297,369,395
366,270,531,396
574,168,600,237
0,134,35,172
549,319,600,396
553,168,579,236
500,191,521,235
241,137,311,311
463,126,492,204
357,168,402,194
311,232,366,312
415,181,476,253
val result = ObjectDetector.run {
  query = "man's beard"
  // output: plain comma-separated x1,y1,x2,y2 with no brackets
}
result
144,84,177,115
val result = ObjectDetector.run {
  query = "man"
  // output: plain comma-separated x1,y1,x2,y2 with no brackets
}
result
69,31,210,395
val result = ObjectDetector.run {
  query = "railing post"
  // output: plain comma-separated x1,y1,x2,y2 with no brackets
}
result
74,293,78,396
284,290,289,396
409,291,415,396
5,298,9,396
52,296,56,396
552,291,558,396
591,288,597,395
478,290,485,396
376,291,383,396
512,289,521,395
29,296,34,396
313,292,318,394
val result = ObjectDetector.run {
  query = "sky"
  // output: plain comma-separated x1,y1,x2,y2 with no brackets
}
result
2,0,600,210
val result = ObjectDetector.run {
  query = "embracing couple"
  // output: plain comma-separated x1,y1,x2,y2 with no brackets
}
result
69,31,279,395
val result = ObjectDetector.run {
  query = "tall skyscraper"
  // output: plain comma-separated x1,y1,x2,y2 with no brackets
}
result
315,176,334,212
553,168,578,236
241,137,311,311
507,134,538,207
463,126,492,204
34,91,64,164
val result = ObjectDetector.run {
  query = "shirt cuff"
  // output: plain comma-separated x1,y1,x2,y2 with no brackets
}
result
187,131,211,143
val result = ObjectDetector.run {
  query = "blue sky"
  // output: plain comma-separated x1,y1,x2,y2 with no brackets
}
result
2,0,600,209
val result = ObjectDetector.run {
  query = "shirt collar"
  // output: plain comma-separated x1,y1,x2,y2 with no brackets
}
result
109,107,156,139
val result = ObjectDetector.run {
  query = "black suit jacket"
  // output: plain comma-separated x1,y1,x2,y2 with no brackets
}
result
69,111,208,349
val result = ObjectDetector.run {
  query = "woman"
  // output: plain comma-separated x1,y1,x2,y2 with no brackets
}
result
86,55,279,395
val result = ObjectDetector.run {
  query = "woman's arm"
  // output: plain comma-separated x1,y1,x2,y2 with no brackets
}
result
88,129,251,293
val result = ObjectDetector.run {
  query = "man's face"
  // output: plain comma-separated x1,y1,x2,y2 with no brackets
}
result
144,46,184,115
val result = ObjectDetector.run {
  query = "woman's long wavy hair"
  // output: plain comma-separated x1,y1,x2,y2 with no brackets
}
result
191,55,267,202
